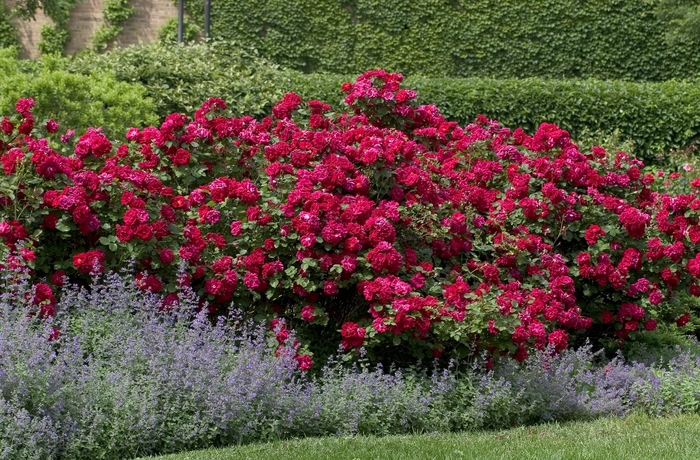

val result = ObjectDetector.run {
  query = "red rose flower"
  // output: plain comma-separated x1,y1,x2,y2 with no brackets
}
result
205,278,224,295
135,224,153,241
72,249,106,274
301,305,316,322
172,148,191,166
547,329,568,351
295,354,313,371
601,311,615,324
159,248,174,264
584,224,605,245
116,224,134,242
50,270,67,286
340,322,366,349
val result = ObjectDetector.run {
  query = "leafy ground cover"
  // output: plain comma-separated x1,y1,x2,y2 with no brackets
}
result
141,413,700,460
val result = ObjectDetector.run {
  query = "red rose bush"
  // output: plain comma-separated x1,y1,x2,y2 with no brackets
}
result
0,70,698,363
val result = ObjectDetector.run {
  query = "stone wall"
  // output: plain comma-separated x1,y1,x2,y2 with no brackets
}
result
10,0,178,58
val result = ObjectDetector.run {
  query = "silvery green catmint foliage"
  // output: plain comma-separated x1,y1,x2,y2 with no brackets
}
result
1,266,700,459
0,267,316,459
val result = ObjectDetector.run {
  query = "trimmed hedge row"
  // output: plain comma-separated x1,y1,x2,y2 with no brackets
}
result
192,0,700,81
408,76,700,161
61,42,700,160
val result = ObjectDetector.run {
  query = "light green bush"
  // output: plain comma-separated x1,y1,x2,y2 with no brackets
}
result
0,48,157,137
67,40,290,118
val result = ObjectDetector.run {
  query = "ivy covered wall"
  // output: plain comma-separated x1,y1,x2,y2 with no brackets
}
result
204,0,700,80
0,3,18,49
4,0,177,58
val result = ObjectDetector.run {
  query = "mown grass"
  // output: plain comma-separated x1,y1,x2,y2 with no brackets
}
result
140,413,700,460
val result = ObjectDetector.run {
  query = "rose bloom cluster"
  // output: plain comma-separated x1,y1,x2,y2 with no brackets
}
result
0,70,698,365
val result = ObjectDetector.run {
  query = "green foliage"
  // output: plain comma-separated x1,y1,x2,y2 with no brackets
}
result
655,0,700,42
0,48,157,137
92,0,135,51
14,0,80,56
61,39,700,161
0,4,18,50
38,23,69,56
11,0,78,25
575,129,639,158
204,0,700,81
623,326,700,363
157,17,201,44
66,40,290,118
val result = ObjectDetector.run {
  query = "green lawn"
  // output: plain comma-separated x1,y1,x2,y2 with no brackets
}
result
139,413,700,460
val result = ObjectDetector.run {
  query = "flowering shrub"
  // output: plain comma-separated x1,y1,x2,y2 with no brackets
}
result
0,69,699,362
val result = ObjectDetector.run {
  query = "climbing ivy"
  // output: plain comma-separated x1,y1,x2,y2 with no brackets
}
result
202,0,700,81
92,0,135,51
38,23,69,55
0,3,18,49
156,17,200,44
12,0,80,55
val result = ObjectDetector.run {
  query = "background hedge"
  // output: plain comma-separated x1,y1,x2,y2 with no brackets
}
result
62,41,700,161
406,76,700,161
182,0,700,81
